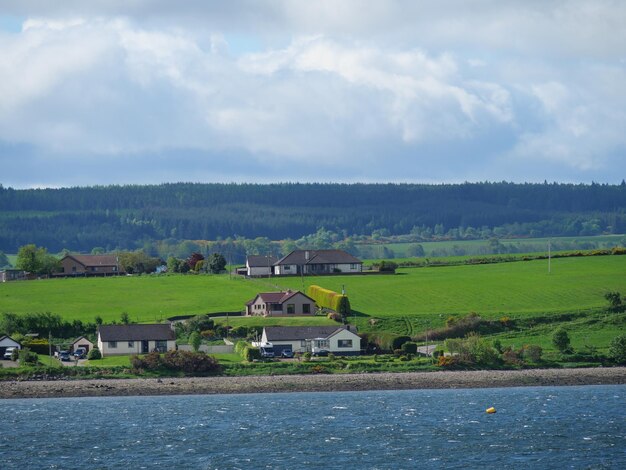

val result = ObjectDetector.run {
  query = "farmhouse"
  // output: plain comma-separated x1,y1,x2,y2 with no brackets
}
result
97,324,176,357
246,290,316,316
245,255,277,277
245,250,362,277
261,325,361,356
0,335,21,357
59,254,125,276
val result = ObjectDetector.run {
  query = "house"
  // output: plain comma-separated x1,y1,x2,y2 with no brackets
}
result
245,250,363,277
96,324,176,357
58,254,125,276
245,255,277,277
261,325,361,356
71,336,94,354
246,290,316,316
273,250,362,276
0,335,21,357
0,269,28,282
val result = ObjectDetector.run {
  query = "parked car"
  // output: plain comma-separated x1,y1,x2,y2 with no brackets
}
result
313,349,330,357
281,349,294,358
3,347,17,360
73,347,87,359
59,351,71,362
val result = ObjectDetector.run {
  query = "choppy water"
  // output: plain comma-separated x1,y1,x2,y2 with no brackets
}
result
1,385,625,469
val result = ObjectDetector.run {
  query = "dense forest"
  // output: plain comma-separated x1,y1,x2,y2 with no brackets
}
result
0,182,625,255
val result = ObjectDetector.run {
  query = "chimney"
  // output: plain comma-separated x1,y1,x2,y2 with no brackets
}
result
305,251,310,260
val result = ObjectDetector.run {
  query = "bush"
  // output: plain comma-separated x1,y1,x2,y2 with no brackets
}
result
302,352,312,362
522,344,543,363
608,335,626,364
378,260,398,273
18,348,38,365
437,355,460,368
401,342,418,354
21,339,50,355
327,312,342,322
552,328,572,353
243,347,261,362
392,336,411,350
87,348,102,360
131,351,220,373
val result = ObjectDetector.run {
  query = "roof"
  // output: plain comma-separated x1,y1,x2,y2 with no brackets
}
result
0,335,21,346
63,254,120,267
245,290,315,306
247,255,278,267
72,336,94,345
274,250,362,266
97,324,176,341
263,325,358,341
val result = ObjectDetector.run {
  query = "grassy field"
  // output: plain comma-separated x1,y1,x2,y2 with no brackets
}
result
1,255,624,322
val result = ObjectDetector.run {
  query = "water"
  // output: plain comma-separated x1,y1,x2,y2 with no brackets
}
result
1,385,624,469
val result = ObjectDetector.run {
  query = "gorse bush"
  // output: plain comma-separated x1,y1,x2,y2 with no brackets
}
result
87,348,102,360
131,351,220,374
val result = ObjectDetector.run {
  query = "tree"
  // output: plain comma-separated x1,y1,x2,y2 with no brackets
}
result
208,253,227,274
552,328,571,353
15,244,58,275
608,335,626,364
120,312,131,324
604,291,624,313
407,244,425,257
190,331,201,352
186,252,205,271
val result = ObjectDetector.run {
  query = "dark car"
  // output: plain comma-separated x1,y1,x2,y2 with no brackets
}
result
59,351,71,362
73,347,87,359
313,349,329,357
281,349,294,358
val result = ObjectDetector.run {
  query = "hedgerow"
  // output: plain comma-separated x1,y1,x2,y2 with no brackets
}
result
306,285,351,316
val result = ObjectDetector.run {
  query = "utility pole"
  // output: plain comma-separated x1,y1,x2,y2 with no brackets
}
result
48,330,52,364
548,239,551,274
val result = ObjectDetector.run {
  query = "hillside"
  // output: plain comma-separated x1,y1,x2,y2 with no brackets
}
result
1,182,625,252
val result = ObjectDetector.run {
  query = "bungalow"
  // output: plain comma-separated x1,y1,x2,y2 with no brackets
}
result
273,250,362,276
246,290,316,316
0,335,21,357
246,255,277,277
261,325,361,356
97,324,176,357
58,254,125,277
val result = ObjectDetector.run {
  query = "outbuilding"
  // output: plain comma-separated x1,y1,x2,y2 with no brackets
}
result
71,336,94,354
0,335,22,357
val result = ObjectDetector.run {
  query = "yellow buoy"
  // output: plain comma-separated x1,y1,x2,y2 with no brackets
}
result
486,407,496,414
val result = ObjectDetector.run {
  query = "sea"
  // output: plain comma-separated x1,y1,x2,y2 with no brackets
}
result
1,385,624,469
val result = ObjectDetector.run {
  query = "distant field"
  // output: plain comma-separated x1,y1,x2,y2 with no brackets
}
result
1,255,624,324
359,234,625,258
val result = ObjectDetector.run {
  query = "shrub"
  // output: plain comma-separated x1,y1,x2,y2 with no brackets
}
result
18,348,38,365
243,347,261,362
87,348,102,360
522,344,543,363
502,347,524,365
327,353,335,361
302,352,312,362
378,260,398,273
401,342,418,354
437,355,459,368
161,350,220,373
552,328,572,353
392,336,411,350
608,334,626,364
327,312,342,322
189,331,201,352
184,315,215,334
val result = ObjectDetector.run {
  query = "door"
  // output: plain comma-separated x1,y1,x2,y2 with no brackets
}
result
142,340,149,353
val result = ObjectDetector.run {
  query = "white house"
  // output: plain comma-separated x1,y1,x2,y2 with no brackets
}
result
273,250,363,276
245,255,277,277
246,290,316,316
97,324,176,357
0,335,21,357
261,325,361,356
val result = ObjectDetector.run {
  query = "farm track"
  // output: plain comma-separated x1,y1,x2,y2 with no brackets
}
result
403,316,415,336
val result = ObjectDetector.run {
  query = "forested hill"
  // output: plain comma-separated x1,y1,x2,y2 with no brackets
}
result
0,182,625,252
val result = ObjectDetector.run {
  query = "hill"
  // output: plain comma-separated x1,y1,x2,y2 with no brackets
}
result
1,182,625,253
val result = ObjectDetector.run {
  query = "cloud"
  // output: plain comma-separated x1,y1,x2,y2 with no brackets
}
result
0,2,625,187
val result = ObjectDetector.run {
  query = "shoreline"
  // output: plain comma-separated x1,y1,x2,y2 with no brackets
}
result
1,367,625,399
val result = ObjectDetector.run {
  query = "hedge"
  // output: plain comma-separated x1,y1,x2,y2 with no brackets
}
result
306,285,351,315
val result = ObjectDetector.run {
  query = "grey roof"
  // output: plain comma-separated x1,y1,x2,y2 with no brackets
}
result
97,324,175,341
246,290,315,306
274,250,362,266
247,255,278,267
264,325,358,341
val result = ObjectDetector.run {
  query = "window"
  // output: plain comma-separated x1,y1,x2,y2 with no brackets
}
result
128,341,134,348
155,340,167,352
287,303,295,314
338,340,353,348
301,340,307,348
112,266,117,272
284,265,291,271
314,339,330,349
108,341,117,348
302,303,310,314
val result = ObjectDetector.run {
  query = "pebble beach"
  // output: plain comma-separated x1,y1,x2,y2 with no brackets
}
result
1,367,625,399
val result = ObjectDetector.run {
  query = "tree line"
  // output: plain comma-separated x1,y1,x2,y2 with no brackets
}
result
1,182,624,253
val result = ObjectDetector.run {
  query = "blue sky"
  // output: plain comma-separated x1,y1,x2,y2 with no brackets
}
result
0,1,625,188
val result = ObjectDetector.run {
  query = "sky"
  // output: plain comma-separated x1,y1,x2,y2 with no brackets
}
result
0,0,625,188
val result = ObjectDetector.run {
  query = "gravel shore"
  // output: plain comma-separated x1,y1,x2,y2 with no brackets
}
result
1,367,625,399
